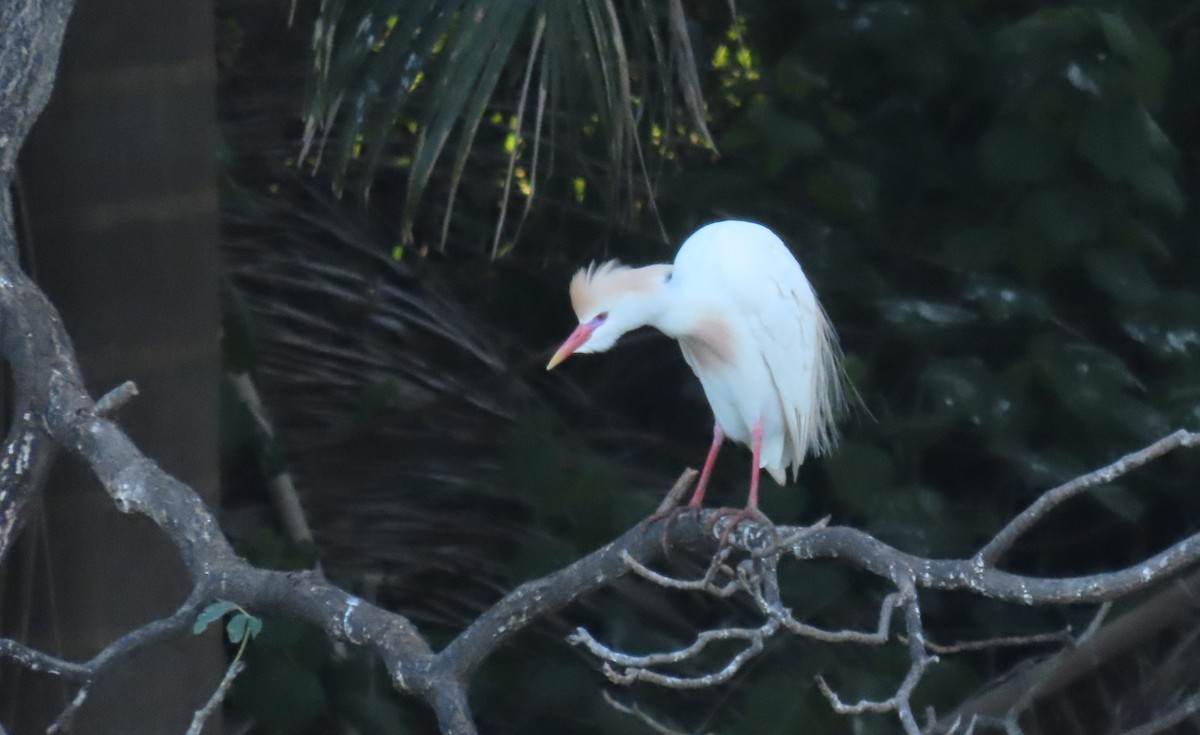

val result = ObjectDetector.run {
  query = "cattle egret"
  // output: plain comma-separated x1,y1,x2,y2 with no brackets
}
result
546,220,843,521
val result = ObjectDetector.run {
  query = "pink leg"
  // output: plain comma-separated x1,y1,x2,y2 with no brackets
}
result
747,419,764,508
712,419,772,547
688,423,725,508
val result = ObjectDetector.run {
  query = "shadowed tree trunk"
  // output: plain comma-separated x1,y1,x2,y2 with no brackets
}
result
0,0,224,731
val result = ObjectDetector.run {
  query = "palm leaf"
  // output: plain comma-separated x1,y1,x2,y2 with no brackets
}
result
303,0,719,251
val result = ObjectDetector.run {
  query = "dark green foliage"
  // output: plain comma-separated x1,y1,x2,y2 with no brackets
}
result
219,0,1200,733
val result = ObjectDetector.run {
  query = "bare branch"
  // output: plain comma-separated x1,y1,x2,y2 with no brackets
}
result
599,625,773,689
228,372,315,545
8,591,207,734
186,661,246,735
94,380,138,415
944,566,1200,728
1000,603,1112,734
783,521,1200,606
919,630,1072,656
569,620,776,671
622,547,740,595
774,591,900,644
815,582,933,735
977,430,1200,565
0,0,74,174
654,468,699,514
0,639,88,680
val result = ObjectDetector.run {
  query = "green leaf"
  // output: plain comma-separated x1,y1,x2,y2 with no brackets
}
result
193,601,238,635
1077,105,1175,189
1030,339,1167,441
996,8,1094,57
977,123,1061,184
1121,291,1200,359
1128,164,1184,215
806,161,878,219
1017,188,1100,246
749,105,825,171
1097,11,1169,107
1111,217,1171,260
402,0,534,241
963,274,1049,322
875,298,976,331
227,612,249,644
918,358,993,426
1010,449,1084,487
1083,248,1157,305
866,484,968,556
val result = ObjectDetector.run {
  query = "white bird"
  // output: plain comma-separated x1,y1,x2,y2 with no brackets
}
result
546,220,843,517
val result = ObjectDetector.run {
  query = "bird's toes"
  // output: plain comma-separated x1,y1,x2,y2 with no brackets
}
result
642,504,701,555
711,505,774,548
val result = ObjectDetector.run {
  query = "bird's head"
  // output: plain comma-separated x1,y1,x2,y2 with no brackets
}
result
546,260,672,369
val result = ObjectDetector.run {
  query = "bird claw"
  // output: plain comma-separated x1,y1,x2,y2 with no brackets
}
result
642,504,702,556
708,505,777,548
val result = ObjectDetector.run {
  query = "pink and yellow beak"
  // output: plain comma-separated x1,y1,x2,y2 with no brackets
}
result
546,321,596,370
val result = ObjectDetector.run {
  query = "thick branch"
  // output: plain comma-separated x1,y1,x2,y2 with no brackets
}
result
0,0,74,174
439,515,708,679
0,0,75,559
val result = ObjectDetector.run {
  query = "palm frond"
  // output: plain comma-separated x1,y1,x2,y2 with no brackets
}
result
302,0,719,250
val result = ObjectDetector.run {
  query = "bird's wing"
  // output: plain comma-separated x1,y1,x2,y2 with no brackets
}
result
737,248,835,477
672,222,841,476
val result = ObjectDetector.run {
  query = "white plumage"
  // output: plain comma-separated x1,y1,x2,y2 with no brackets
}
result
547,220,842,510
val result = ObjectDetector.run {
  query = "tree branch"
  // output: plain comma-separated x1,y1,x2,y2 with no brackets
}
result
569,435,1200,734
977,429,1200,565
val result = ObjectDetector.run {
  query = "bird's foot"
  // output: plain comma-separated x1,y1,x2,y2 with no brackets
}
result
708,505,776,548
642,503,702,556
638,468,701,554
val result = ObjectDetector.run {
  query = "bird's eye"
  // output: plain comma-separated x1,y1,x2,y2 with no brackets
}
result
596,311,609,322
664,272,673,283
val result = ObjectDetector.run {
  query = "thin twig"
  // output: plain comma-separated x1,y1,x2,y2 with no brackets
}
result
94,380,138,415
917,630,1073,655
1000,602,1112,733
654,468,698,514
815,582,932,735
622,546,738,595
977,430,1200,565
570,620,776,670
186,660,246,735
